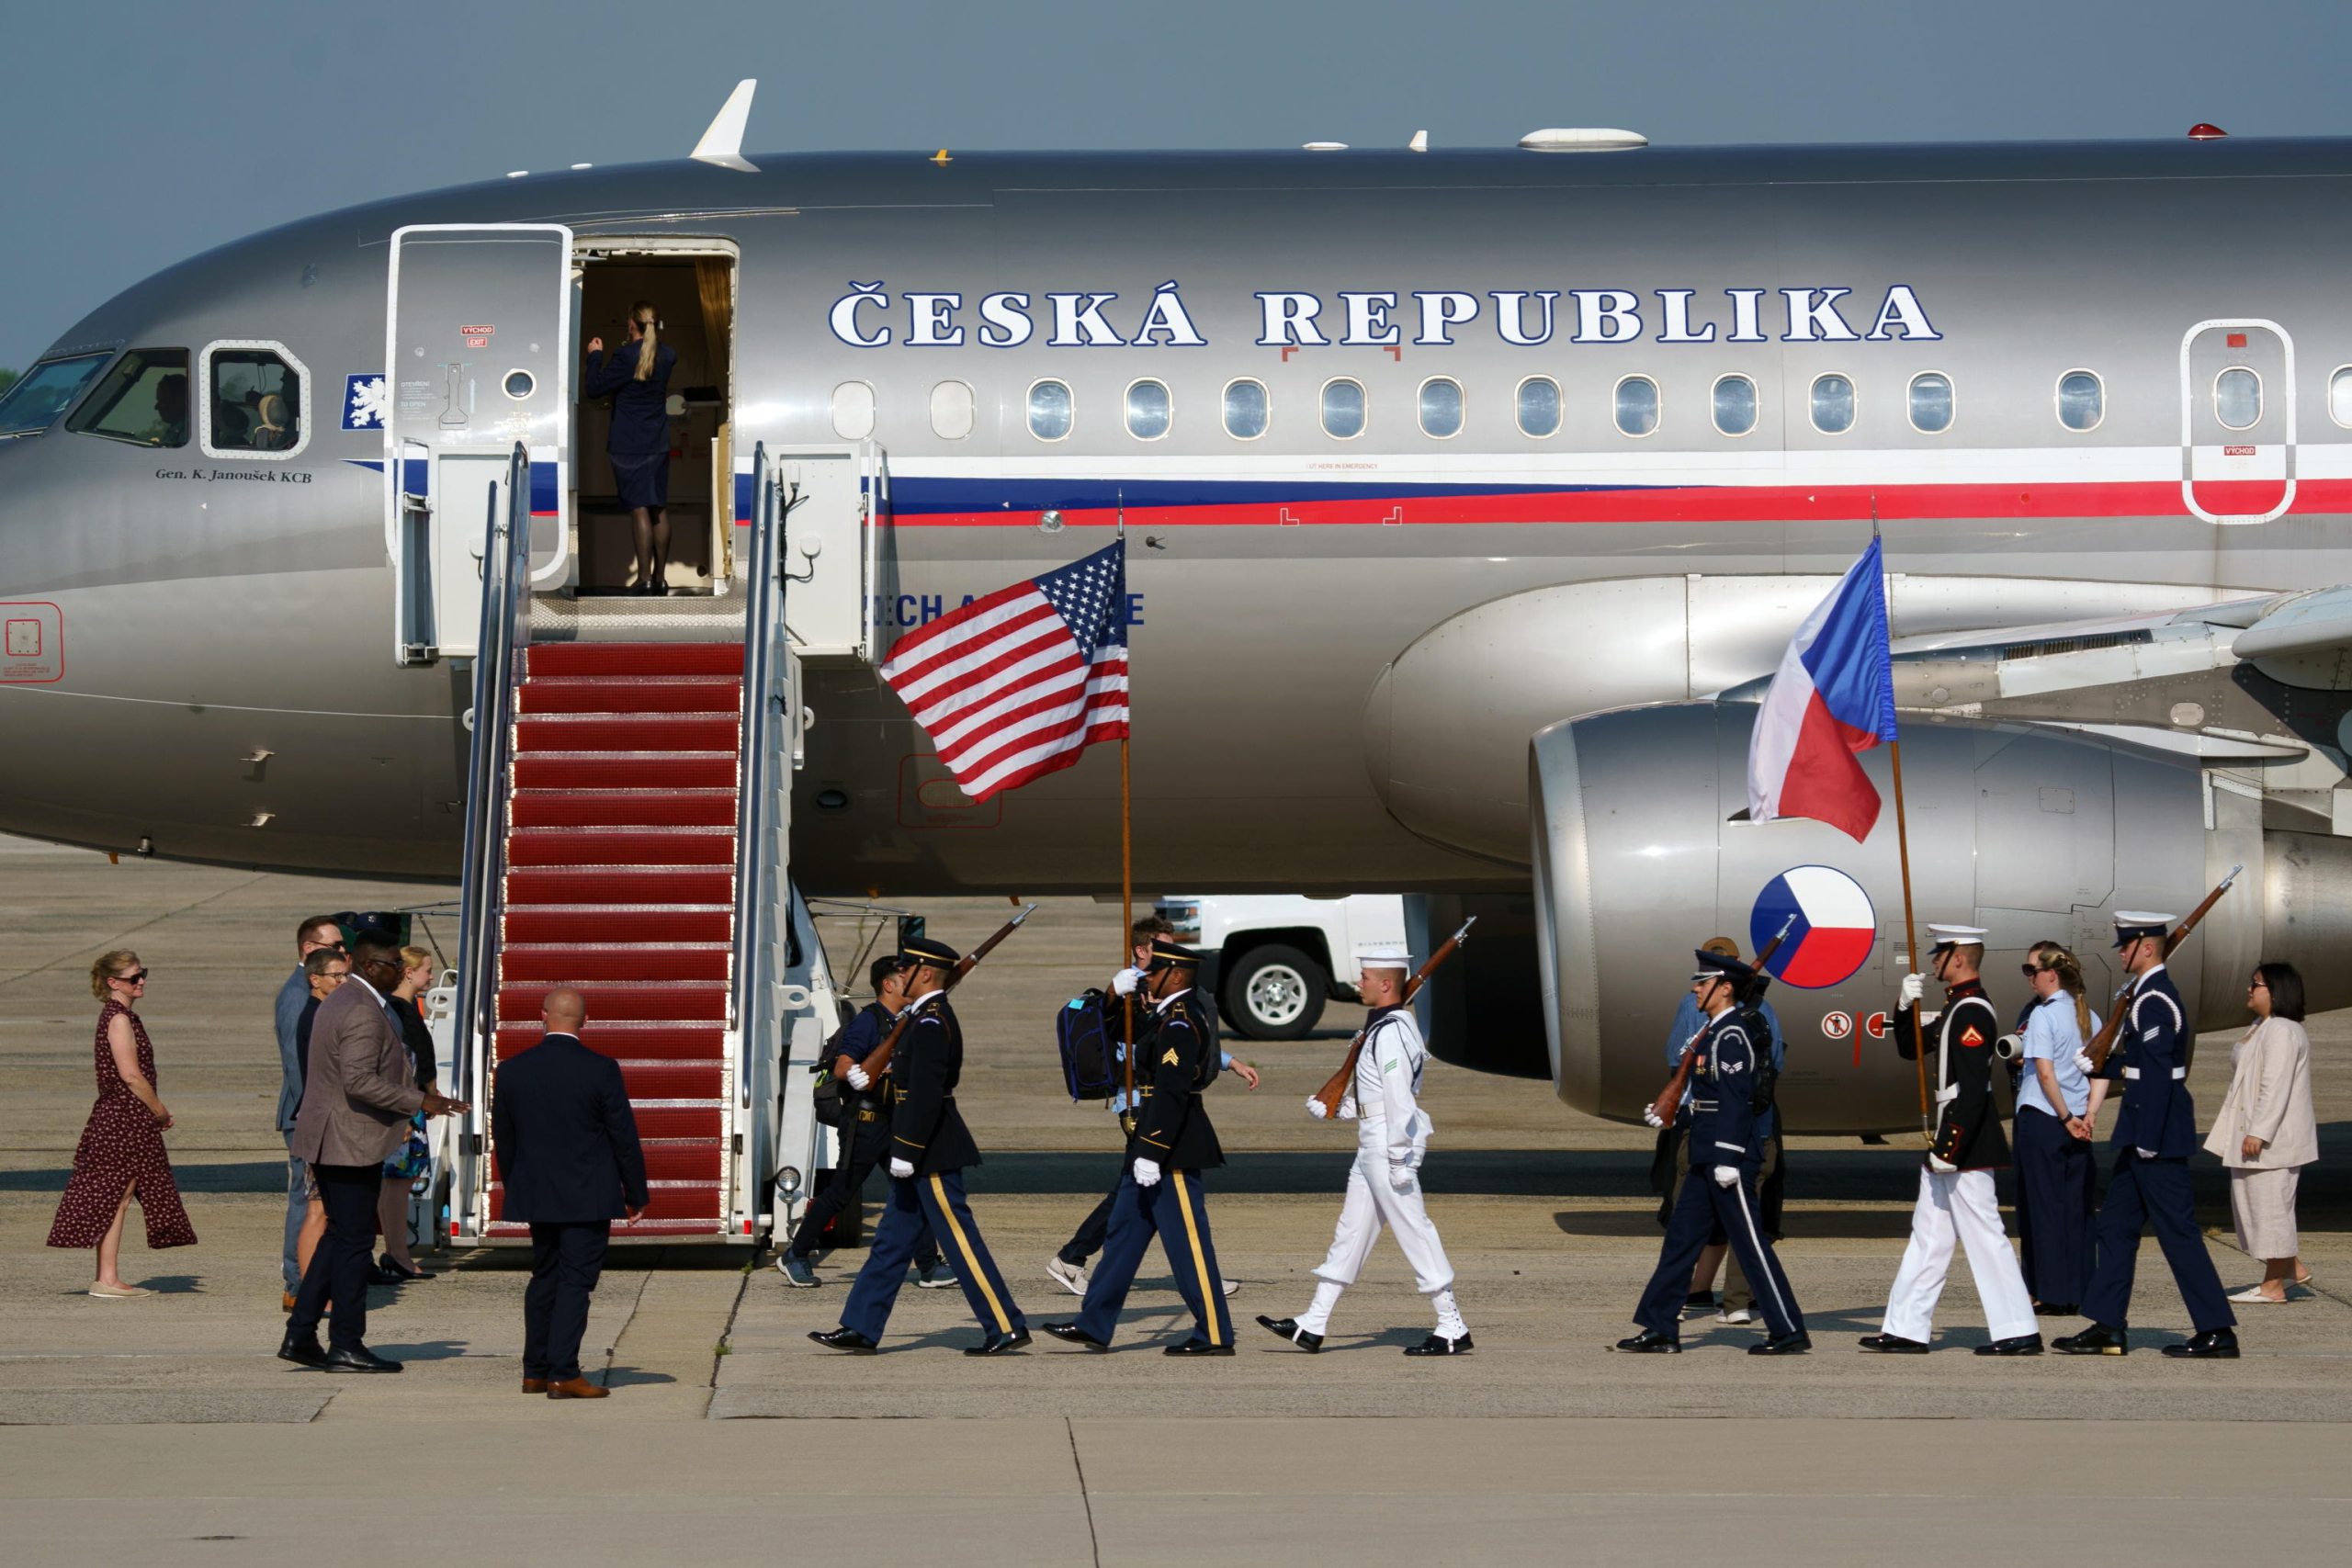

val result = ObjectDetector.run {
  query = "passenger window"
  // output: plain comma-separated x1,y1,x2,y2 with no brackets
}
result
1321,378,1365,439
2332,367,2352,428
0,351,110,437
1125,379,1171,440
1419,378,1464,438
929,380,975,440
1712,374,1758,436
2056,370,2103,432
2215,367,2261,430
67,349,190,448
205,345,303,455
1223,378,1269,440
1027,379,1072,441
1907,372,1953,434
831,381,875,440
1613,376,1658,437
1516,377,1560,437
1810,373,1855,434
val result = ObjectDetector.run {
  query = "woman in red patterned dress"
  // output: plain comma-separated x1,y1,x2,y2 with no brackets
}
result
47,950,198,1295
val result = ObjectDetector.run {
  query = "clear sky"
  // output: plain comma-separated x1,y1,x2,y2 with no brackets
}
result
5,0,2349,370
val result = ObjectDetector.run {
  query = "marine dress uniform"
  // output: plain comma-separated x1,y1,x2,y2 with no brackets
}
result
1618,952,1807,1355
813,937,1029,1356
1863,924,2040,1354
2057,915,2238,1359
1046,942,1236,1356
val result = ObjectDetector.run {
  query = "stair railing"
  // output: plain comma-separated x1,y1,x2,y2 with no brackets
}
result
449,443,534,1234
729,444,788,1232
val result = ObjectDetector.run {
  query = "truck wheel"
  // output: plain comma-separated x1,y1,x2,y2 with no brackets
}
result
1223,943,1326,1040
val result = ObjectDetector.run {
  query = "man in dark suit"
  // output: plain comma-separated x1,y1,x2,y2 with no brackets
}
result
492,987,649,1399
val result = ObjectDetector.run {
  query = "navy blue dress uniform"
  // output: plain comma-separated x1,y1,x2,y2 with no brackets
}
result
815,937,1030,1355
1048,941,1235,1355
2059,914,2238,1358
777,987,943,1279
583,334,677,511
1618,952,1808,1354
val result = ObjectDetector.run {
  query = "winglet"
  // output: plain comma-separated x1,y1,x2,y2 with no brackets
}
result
692,79,759,173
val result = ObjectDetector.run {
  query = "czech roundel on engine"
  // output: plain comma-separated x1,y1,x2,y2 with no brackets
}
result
1749,865,1877,989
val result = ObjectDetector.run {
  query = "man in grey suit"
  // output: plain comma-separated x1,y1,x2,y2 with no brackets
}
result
279,936,466,1373
275,916,345,1303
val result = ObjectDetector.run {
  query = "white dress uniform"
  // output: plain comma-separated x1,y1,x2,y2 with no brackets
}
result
1294,979,1468,1344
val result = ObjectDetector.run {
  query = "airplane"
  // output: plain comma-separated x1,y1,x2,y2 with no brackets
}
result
5,85,2351,1168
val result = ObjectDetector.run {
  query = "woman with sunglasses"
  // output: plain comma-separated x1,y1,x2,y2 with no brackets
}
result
2206,964,2318,1303
47,951,198,1295
2010,942,2103,1316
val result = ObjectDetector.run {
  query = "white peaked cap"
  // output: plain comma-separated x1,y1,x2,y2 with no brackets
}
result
2113,910,2177,927
1356,944,1413,969
1927,923,1989,945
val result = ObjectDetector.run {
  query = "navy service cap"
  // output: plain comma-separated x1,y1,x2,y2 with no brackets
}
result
2111,911,2175,949
1692,949,1758,984
1145,936,1202,970
1927,923,1989,952
899,934,961,968
1355,943,1412,971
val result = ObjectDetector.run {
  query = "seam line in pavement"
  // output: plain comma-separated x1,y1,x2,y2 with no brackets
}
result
0,871,268,992
1066,1416,1102,1568
710,1264,751,1392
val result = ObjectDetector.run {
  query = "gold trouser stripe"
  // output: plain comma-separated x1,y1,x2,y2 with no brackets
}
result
1171,1171,1221,1346
929,1175,1012,1334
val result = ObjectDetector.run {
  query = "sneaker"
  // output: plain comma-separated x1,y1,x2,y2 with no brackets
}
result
1221,1277,1239,1298
912,1261,956,1289
776,1256,819,1288
1046,1258,1091,1297
1717,1304,1756,1325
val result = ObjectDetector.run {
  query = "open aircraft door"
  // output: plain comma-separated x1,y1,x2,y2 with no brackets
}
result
2182,318,2294,525
385,224,573,662
741,441,884,659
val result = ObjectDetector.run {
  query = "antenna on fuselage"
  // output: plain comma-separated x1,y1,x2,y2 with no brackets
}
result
692,79,760,173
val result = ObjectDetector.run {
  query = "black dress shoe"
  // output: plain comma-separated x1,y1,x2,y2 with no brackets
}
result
808,1327,879,1354
1858,1333,1930,1354
2161,1327,2240,1359
1403,1333,1473,1356
2052,1322,2129,1356
1163,1339,1235,1357
1747,1332,1812,1356
1975,1334,2044,1357
322,1345,404,1373
276,1332,329,1368
1611,1328,1680,1353
1041,1322,1110,1350
1256,1315,1324,1353
2036,1303,2078,1316
965,1329,1032,1357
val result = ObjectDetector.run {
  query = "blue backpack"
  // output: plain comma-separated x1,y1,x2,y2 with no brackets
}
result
1057,989,1117,1101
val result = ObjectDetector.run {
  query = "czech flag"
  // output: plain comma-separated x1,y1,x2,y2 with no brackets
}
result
1747,537,1899,842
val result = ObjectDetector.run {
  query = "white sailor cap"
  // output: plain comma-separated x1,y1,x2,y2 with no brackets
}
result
1926,923,1989,950
1355,944,1413,970
2112,910,2175,948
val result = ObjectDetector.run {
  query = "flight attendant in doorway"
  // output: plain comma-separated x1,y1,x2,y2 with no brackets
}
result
584,301,678,594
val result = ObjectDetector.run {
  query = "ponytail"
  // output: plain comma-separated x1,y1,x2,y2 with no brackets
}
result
629,300,660,381
2039,943,2093,1044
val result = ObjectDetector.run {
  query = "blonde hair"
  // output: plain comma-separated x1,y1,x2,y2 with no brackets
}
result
399,944,434,974
2027,941,2093,1043
91,949,140,1001
629,300,660,381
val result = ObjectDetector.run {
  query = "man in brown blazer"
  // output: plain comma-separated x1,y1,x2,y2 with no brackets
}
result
279,936,466,1373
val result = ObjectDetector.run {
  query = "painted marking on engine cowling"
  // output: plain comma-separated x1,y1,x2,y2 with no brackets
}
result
1750,864,1877,989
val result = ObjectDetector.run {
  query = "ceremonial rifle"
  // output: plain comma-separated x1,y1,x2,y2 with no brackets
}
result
2084,866,2242,1074
1310,918,1476,1119
1645,914,1797,1129
855,903,1039,1082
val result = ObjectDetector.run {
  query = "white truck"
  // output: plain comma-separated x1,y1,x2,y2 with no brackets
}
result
1153,894,1407,1039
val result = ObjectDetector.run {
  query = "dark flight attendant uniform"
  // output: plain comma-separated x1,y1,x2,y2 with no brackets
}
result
583,338,677,510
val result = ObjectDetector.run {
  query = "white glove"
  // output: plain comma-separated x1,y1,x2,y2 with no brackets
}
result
2135,1147,2158,1160
1338,1097,1358,1121
1642,1104,1665,1129
845,1065,871,1090
1133,1157,1162,1187
1111,966,1143,998
1928,1153,1957,1173
1899,972,1927,1007
1712,1165,1739,1189
2072,1050,2096,1076
1305,1096,1329,1120
1388,1162,1415,1192
888,1157,914,1179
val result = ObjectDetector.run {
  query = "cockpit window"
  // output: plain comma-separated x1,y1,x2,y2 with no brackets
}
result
0,352,111,437
203,344,306,457
68,349,191,448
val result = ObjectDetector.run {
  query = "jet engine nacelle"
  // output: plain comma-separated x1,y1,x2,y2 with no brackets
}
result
1530,702,2352,1134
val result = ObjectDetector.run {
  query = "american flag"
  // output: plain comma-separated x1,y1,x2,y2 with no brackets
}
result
878,541,1130,801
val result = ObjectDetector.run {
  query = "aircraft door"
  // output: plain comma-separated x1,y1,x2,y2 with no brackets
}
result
2181,319,2294,525
386,224,573,661
762,442,882,659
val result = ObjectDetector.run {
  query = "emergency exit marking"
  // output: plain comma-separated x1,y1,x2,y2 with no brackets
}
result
2227,332,2247,347
2224,445,2256,457
0,602,62,683
1863,1011,1890,1039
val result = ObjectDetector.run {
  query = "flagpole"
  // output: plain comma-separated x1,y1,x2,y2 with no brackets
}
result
1875,502,1930,1136
1117,492,1136,1113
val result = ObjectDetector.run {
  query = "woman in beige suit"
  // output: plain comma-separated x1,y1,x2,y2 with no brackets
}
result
2205,962,2319,1303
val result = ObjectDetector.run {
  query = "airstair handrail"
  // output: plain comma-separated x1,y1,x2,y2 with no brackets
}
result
730,443,781,1053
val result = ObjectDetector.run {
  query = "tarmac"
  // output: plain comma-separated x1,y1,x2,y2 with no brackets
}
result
3,832,2348,1565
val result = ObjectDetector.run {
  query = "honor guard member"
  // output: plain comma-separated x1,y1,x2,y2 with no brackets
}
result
775,953,951,1290
1617,950,1808,1355
1259,945,1472,1356
1044,940,1235,1355
1862,925,2041,1355
2055,913,2239,1359
811,935,1030,1356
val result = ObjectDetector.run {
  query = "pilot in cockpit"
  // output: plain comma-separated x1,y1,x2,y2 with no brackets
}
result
140,374,187,448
